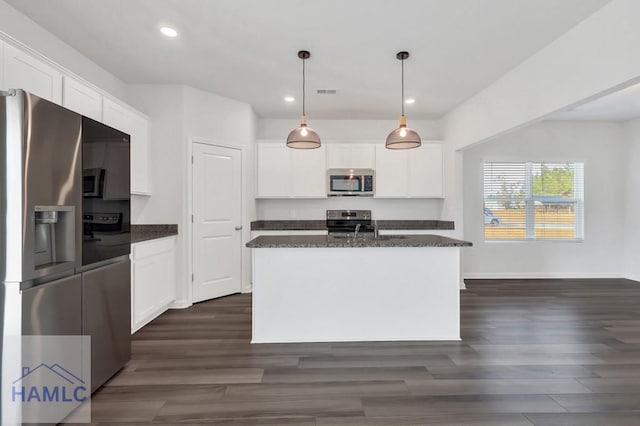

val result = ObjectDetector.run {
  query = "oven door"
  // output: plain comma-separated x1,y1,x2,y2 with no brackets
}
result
83,169,104,197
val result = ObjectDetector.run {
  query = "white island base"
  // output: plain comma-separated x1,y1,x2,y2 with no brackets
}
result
252,246,461,343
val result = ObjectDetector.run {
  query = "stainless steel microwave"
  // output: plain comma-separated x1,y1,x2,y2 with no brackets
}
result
83,168,105,197
327,168,375,196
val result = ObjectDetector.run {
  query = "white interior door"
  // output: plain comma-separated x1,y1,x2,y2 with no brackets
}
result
192,143,242,303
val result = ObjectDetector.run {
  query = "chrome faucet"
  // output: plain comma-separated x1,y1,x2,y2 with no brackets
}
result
374,220,379,239
354,223,361,240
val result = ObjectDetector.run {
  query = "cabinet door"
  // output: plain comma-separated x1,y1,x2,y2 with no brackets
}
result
63,75,102,121
102,143,130,200
408,143,444,198
3,43,62,103
374,145,409,197
102,97,132,133
129,113,151,195
326,143,375,169
256,143,291,198
103,97,152,195
350,144,376,169
131,237,176,333
291,145,326,198
326,144,352,169
0,42,4,91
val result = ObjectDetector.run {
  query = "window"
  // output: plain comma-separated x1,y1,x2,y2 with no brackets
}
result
483,162,584,241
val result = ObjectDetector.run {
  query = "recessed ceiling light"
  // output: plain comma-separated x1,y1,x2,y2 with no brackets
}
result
284,96,295,103
404,98,416,104
160,26,178,38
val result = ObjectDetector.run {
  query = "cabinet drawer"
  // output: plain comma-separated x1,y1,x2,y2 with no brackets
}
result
132,236,175,260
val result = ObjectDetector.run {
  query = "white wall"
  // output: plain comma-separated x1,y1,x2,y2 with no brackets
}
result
463,121,626,278
127,85,258,305
0,0,126,99
257,118,446,221
623,117,640,281
183,86,258,297
441,0,640,241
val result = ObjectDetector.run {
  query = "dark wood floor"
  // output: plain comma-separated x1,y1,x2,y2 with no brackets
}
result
69,279,640,425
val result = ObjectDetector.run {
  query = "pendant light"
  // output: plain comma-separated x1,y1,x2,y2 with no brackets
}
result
286,50,321,149
385,51,421,149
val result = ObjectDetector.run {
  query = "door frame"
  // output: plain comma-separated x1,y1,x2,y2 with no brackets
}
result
187,138,245,305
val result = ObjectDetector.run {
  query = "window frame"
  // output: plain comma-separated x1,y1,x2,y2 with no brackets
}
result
482,159,585,243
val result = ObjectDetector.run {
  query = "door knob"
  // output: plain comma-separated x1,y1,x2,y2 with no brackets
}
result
235,226,243,231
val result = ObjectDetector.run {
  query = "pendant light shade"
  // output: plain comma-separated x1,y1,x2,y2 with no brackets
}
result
386,51,421,150
287,50,321,149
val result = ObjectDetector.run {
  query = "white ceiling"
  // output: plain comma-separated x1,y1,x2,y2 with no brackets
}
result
7,0,611,119
550,82,640,121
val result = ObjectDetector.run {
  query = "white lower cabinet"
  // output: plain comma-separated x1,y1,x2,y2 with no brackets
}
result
131,236,176,333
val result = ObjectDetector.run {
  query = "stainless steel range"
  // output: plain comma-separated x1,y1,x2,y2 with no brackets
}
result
326,210,375,238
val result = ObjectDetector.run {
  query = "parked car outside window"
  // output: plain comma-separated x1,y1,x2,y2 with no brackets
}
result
484,208,501,225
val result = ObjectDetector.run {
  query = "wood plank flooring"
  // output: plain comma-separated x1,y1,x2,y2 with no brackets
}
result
66,278,640,425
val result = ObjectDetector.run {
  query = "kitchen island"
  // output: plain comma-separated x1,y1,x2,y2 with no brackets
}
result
247,234,471,343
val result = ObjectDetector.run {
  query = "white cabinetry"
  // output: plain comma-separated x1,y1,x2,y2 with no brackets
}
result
326,143,375,169
256,142,326,198
103,97,152,195
375,143,443,198
2,43,62,103
62,75,102,121
131,236,176,333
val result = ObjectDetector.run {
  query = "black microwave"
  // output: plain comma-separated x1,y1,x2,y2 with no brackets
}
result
327,168,375,196
83,168,105,197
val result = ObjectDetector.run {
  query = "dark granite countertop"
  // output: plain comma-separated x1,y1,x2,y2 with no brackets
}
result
251,220,327,231
251,220,454,231
246,234,471,248
131,224,178,244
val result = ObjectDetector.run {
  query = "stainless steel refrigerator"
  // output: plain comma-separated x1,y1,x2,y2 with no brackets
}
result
1,89,131,424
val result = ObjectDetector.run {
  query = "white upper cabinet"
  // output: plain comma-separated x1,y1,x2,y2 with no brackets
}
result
326,143,375,169
102,97,152,195
62,75,102,121
291,147,326,197
2,43,62,103
256,142,326,198
0,39,153,195
129,113,150,196
407,143,443,198
256,144,291,198
375,143,443,198
0,42,4,92
374,145,409,197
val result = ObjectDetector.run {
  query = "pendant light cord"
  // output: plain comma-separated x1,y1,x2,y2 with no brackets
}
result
401,57,405,117
302,57,306,116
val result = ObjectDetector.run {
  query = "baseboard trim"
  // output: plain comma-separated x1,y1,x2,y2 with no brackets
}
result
625,274,640,283
464,272,626,280
169,299,191,309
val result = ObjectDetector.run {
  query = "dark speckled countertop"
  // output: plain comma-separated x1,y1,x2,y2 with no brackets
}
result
251,220,454,231
246,234,471,248
131,224,178,244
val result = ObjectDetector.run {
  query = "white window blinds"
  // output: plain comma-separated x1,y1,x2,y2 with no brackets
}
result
483,162,584,240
